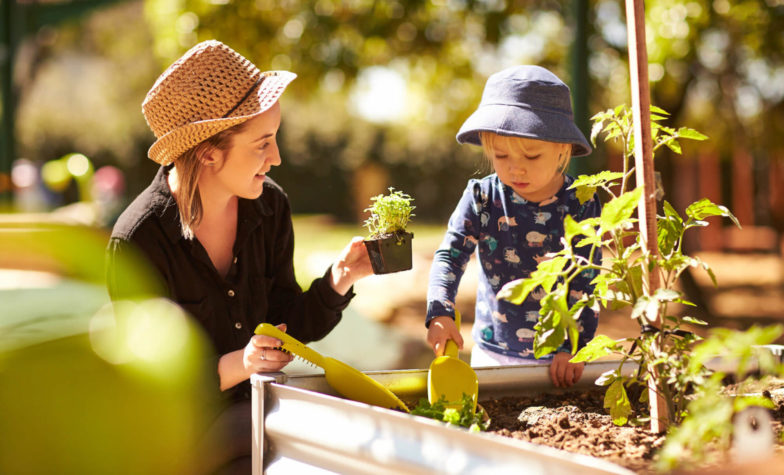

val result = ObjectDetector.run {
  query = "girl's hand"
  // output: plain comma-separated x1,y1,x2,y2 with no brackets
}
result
426,316,464,356
242,323,294,374
549,351,584,388
330,236,374,295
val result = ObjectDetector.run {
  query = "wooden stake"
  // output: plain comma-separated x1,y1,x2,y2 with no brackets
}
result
624,0,668,433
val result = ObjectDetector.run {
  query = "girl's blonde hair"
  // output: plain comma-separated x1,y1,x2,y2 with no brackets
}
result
479,132,572,174
170,122,247,239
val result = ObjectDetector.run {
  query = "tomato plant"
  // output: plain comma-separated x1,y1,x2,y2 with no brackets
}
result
497,105,784,470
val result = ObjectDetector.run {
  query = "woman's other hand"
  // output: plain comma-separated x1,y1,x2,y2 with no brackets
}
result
549,351,584,388
426,316,464,356
330,236,374,295
242,323,294,374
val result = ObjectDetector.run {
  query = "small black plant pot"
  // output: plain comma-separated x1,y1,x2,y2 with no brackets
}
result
363,232,414,274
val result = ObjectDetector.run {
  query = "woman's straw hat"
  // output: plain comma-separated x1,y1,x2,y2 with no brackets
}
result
142,40,296,165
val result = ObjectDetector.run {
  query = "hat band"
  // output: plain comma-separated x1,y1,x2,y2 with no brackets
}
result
222,77,264,118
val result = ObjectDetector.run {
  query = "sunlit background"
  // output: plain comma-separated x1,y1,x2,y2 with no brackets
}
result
1,0,784,470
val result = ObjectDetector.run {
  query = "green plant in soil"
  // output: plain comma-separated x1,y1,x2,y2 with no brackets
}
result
497,104,784,471
411,394,489,432
363,187,415,238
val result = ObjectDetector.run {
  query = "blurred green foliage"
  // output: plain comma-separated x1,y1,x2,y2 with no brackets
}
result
11,0,784,226
0,224,217,473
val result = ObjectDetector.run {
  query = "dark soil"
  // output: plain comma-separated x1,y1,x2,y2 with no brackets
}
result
480,389,784,474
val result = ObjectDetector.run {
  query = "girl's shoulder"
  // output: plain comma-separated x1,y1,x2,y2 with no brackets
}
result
461,174,504,207
465,173,503,194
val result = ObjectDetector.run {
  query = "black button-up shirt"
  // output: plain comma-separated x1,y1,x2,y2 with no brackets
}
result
106,165,354,400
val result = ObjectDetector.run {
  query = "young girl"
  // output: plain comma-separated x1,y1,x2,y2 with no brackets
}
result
106,40,373,473
426,65,601,389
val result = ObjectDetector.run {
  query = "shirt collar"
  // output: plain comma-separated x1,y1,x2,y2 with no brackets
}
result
150,165,274,244
500,173,574,206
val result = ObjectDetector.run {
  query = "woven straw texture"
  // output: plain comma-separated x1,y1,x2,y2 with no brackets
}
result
142,40,296,165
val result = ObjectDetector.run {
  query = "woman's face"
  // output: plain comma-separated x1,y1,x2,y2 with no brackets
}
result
205,101,282,200
489,136,569,203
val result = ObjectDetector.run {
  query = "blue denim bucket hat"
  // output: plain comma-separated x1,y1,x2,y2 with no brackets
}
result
457,65,592,157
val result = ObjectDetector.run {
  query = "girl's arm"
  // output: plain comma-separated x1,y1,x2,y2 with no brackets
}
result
426,181,482,331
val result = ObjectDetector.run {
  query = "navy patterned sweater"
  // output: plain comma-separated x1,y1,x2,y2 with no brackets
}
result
426,174,602,360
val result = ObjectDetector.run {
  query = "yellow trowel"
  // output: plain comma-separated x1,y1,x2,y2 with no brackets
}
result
427,310,479,412
255,323,409,412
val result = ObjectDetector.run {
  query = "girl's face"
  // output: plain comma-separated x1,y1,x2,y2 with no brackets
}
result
203,102,282,200
487,135,569,203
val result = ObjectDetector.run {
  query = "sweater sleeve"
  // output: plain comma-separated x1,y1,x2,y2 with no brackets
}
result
425,181,482,327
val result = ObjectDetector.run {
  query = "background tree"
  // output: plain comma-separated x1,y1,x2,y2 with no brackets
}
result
10,0,784,227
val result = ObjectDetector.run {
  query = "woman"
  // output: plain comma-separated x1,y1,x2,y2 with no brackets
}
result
106,40,373,473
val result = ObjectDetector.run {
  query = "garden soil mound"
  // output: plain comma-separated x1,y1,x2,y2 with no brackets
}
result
481,389,784,474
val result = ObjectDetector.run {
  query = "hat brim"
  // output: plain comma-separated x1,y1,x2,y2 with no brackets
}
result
148,71,297,166
456,104,592,157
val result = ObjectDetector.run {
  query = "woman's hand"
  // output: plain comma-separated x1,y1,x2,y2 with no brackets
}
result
330,236,374,295
426,316,464,356
549,351,584,388
217,323,294,391
242,323,294,374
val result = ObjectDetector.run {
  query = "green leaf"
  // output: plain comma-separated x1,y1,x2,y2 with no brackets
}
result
569,171,624,189
576,185,597,205
497,277,541,305
569,325,580,354
677,127,708,141
596,369,618,386
443,408,460,424
563,215,599,245
683,316,708,326
697,259,718,287
605,127,622,142
590,120,605,147
605,379,632,425
653,288,680,302
571,335,619,363
631,296,660,324
600,188,643,233
664,138,682,154
411,395,488,430
650,105,669,116
534,325,565,359
658,200,684,256
538,256,569,292
685,198,740,228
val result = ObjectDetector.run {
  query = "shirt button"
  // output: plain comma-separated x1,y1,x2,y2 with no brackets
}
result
228,289,235,297
234,322,242,329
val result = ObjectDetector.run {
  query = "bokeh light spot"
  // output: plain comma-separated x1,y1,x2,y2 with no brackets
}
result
11,159,38,189
41,159,71,192
66,153,91,177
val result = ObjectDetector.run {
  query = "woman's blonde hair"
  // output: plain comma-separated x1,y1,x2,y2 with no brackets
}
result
171,122,246,240
479,132,572,174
